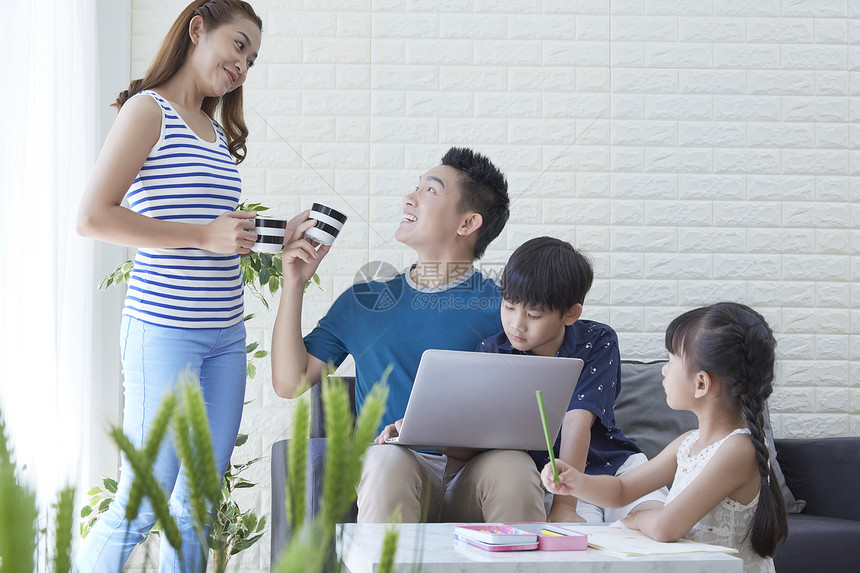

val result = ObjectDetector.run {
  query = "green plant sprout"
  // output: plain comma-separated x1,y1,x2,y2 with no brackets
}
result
79,432,267,573
275,365,398,573
1,407,75,573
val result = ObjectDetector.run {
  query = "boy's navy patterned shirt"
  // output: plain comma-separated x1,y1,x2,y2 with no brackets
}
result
477,319,642,475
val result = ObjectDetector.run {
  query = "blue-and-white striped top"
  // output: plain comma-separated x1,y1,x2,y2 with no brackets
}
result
123,90,244,329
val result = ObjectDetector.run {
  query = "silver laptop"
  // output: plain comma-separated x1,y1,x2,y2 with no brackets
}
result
387,349,584,450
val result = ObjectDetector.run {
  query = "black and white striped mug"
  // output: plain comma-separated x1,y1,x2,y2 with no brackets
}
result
251,217,288,253
305,203,347,245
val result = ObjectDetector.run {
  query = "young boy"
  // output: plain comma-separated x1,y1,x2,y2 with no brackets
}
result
271,148,546,524
477,236,667,522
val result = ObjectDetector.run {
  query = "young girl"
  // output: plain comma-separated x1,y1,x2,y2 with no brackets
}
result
543,302,788,572
75,2,262,572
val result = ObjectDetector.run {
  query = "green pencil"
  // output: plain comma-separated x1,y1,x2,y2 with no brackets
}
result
535,390,559,482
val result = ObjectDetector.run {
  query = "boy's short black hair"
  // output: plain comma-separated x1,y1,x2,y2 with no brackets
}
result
500,237,594,314
441,147,510,260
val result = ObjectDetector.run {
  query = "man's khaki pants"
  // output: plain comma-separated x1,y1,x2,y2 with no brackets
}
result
356,444,546,523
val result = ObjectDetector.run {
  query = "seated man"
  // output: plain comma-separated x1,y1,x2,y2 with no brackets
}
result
477,237,667,522
271,147,545,523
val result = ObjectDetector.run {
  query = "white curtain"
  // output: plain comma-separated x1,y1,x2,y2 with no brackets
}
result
0,0,99,508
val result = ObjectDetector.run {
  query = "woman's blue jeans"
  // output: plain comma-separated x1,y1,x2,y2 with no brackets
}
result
75,316,246,573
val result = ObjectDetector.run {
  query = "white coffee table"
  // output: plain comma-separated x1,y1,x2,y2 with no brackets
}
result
338,523,744,572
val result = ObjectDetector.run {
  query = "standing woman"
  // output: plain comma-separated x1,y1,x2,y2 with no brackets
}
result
75,1,262,572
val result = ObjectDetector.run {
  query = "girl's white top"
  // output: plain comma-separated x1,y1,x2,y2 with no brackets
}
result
665,428,775,573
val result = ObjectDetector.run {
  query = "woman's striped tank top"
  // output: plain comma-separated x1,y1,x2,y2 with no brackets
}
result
123,90,244,329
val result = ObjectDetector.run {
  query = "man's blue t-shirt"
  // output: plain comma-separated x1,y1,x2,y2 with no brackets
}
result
477,320,641,476
304,267,503,433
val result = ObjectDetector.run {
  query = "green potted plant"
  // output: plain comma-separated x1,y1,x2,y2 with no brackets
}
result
208,432,267,571
80,369,397,573
78,432,267,573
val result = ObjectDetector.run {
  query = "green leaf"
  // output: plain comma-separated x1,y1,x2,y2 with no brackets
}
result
234,434,248,447
245,342,260,353
230,457,261,474
80,505,92,518
243,313,256,322
103,477,118,493
233,533,264,553
99,259,136,291
247,363,256,379
253,350,269,359
98,498,112,513
86,486,101,496
259,267,271,286
85,516,98,533
233,480,255,489
237,201,269,214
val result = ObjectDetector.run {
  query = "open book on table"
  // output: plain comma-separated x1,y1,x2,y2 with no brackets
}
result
575,524,739,557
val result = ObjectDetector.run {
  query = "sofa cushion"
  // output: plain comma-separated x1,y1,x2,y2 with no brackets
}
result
774,514,860,573
615,360,803,514
775,437,858,519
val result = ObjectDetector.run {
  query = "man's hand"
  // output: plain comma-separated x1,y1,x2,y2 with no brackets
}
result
281,210,331,287
375,419,403,444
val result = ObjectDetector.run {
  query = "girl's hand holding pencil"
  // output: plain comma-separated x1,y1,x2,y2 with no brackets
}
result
534,391,583,496
541,459,579,495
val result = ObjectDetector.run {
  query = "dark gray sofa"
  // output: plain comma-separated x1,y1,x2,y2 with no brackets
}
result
271,362,860,572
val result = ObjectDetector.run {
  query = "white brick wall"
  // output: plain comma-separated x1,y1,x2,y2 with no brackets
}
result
129,1,859,569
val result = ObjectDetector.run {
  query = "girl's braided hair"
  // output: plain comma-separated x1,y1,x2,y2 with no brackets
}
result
665,302,788,557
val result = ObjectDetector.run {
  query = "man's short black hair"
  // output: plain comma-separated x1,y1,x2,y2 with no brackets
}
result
500,237,594,314
441,147,510,260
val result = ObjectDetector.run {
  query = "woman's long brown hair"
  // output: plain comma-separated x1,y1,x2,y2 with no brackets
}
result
114,0,262,164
